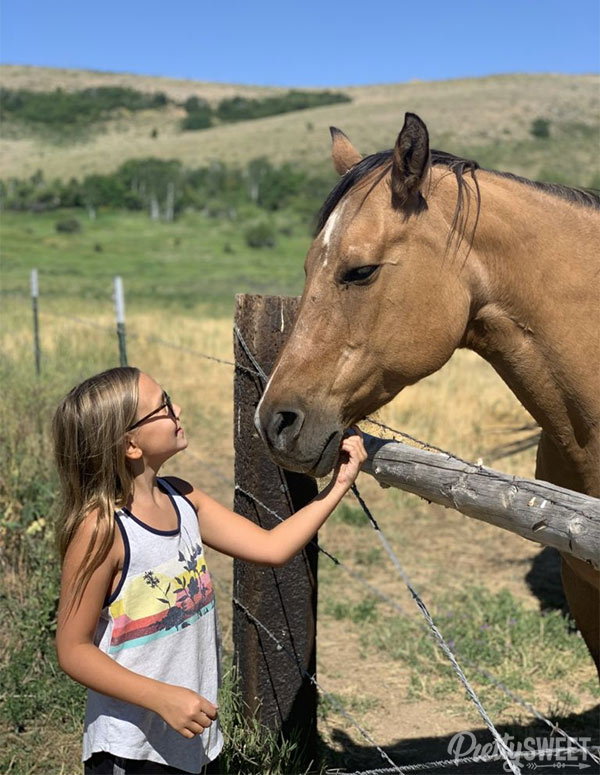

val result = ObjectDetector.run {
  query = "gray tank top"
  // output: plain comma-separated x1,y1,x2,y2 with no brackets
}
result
83,478,223,772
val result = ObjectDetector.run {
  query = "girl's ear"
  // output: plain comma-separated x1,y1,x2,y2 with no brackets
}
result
124,433,143,461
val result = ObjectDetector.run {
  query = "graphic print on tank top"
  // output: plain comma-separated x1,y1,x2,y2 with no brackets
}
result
108,526,215,654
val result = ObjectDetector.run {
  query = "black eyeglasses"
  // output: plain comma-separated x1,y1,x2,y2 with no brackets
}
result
127,391,175,431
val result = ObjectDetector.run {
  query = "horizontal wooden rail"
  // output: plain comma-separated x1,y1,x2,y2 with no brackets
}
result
362,433,600,569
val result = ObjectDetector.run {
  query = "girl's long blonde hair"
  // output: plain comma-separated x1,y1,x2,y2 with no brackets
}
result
53,366,140,606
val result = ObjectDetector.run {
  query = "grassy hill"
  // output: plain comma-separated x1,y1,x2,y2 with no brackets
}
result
1,66,598,186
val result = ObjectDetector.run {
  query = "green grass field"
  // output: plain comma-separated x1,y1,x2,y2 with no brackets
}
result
1,208,312,317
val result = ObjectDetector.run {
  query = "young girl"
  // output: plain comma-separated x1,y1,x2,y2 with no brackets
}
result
54,366,367,775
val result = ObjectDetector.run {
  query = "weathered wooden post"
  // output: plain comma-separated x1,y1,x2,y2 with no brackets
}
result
232,294,319,766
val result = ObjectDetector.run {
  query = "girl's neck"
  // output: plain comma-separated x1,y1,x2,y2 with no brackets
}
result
128,459,163,506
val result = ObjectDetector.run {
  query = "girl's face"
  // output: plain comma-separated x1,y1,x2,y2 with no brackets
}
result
128,372,187,463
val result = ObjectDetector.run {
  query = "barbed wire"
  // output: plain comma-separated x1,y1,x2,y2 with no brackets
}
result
210,568,597,775
210,574,405,774
32,303,600,767
222,477,599,765
38,309,262,377
361,418,598,524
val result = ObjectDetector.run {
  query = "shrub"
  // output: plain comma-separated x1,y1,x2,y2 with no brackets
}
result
181,96,213,131
530,117,551,139
1,87,170,127
55,217,81,233
245,221,277,248
181,111,212,131
217,89,351,123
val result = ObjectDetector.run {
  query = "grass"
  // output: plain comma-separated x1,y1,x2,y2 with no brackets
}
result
3,131,600,770
1,208,310,318
1,68,598,187
368,586,591,711
2,297,599,771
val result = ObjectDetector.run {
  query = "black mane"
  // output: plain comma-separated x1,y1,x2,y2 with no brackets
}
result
315,148,600,236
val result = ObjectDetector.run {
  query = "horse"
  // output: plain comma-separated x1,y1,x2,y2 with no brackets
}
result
254,113,600,674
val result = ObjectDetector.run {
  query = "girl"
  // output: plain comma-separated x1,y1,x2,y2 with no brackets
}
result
54,366,367,775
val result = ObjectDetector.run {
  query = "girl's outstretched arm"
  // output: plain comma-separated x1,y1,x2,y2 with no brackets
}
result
181,430,367,566
55,512,218,738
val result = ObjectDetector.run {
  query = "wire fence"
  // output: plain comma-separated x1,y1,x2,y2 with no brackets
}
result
11,278,600,773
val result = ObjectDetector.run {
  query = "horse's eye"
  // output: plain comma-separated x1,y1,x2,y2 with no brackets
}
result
341,265,380,284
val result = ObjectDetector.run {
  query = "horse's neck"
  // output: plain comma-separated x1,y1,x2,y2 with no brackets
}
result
461,173,600,488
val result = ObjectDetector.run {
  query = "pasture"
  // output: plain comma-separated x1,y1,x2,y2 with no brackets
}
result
1,67,599,189
2,208,599,774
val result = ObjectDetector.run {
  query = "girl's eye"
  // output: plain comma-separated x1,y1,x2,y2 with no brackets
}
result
341,265,380,284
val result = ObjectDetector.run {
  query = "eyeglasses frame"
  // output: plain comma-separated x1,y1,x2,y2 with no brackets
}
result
127,391,176,432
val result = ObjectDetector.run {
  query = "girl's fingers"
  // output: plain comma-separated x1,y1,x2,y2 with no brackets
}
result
201,703,218,720
187,720,205,735
195,711,214,728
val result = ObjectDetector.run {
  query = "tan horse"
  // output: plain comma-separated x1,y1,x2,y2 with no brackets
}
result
255,113,600,674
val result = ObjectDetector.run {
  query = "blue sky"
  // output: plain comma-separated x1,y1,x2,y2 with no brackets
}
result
1,0,598,86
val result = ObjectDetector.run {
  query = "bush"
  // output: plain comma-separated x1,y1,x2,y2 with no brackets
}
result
181,96,213,131
1,87,170,127
530,117,551,139
217,89,351,123
181,111,212,131
245,221,277,248
55,217,81,233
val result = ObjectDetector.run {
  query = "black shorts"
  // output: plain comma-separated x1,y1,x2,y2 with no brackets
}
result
84,752,221,774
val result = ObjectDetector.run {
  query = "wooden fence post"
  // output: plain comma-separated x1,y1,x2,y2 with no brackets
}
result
232,294,319,766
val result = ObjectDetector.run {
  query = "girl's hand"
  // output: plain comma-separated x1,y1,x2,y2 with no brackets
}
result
332,427,368,491
154,684,218,739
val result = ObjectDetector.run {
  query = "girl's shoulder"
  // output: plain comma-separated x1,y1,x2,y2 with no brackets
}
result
161,475,201,513
64,507,124,568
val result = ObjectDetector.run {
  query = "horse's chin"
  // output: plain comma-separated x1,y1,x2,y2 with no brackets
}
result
268,429,343,478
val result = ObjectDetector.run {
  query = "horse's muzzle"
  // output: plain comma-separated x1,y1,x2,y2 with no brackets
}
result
255,402,342,477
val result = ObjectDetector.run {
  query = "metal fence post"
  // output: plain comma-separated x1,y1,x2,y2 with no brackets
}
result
30,269,41,376
113,276,128,367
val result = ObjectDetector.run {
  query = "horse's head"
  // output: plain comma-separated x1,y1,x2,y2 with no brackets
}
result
256,113,475,476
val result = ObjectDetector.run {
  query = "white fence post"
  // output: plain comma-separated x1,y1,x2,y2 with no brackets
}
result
113,276,128,367
30,269,41,376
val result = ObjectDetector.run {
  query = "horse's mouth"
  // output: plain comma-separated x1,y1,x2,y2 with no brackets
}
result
311,430,342,478
266,429,342,478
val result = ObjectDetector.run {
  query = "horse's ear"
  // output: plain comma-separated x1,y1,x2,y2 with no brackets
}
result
330,127,363,176
391,113,430,211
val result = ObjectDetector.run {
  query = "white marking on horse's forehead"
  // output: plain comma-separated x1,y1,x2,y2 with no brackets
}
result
321,201,346,267
322,208,341,248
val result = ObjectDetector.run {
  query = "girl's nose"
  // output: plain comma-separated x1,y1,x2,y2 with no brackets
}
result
173,402,182,419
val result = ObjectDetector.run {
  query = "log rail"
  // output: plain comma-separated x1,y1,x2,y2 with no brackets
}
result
362,433,600,569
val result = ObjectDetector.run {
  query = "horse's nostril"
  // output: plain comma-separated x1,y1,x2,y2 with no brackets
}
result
277,411,298,435
266,408,305,450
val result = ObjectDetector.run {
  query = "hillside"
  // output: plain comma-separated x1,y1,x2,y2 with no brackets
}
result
1,66,598,186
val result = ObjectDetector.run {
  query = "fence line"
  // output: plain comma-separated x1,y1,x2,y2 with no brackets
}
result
363,417,595,526
223,475,599,765
211,574,405,774
214,572,598,775
21,293,599,768
37,308,262,376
